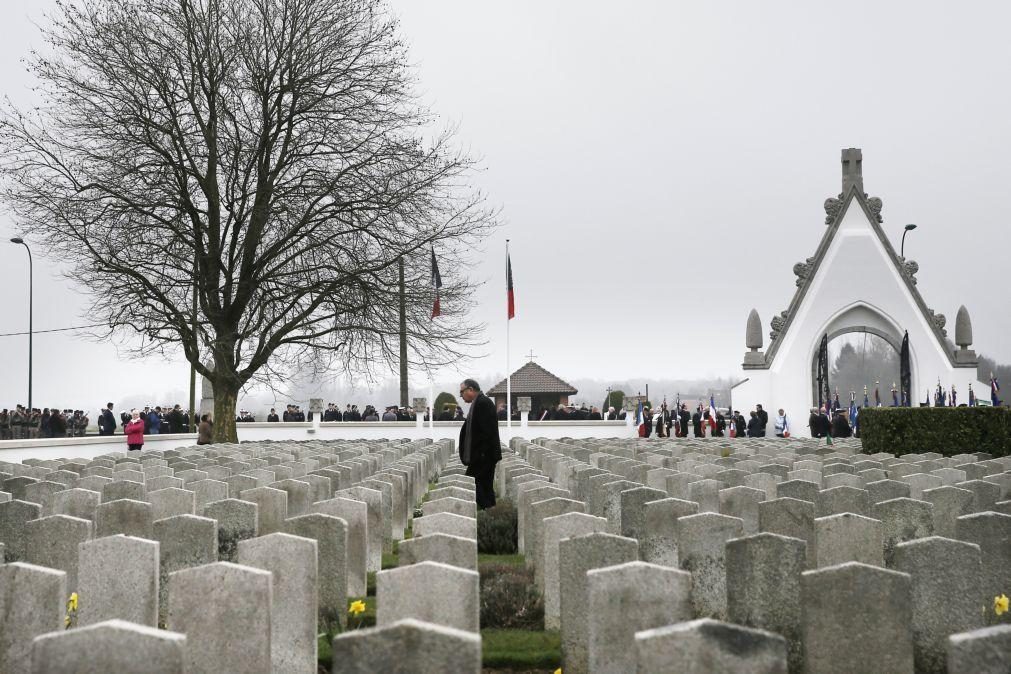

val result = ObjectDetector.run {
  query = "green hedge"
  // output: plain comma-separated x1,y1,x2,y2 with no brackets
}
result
477,499,518,554
858,406,1011,458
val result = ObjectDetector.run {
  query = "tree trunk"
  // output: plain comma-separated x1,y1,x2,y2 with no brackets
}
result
212,384,239,444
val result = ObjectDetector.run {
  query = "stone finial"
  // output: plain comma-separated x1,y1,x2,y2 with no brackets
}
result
841,148,863,195
744,310,765,367
954,305,977,365
955,305,973,347
746,309,763,351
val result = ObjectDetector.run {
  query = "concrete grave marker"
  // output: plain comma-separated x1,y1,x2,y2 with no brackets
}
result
376,561,480,633
0,563,66,673
30,619,187,674
77,535,159,627
167,562,272,674
239,532,318,674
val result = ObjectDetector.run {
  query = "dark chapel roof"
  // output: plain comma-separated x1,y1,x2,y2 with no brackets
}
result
487,362,578,396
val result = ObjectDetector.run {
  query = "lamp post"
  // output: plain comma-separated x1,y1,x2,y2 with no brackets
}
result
900,223,917,258
10,237,33,412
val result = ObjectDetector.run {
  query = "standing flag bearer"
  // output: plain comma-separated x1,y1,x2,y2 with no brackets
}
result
969,383,976,407
430,247,443,318
849,392,858,435
992,374,1002,406
950,385,957,407
674,393,682,436
891,382,899,407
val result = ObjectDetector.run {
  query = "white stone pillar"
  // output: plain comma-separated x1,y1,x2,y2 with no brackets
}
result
413,398,427,431
517,397,531,432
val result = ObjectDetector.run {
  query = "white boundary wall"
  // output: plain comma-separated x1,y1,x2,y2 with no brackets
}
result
0,420,634,463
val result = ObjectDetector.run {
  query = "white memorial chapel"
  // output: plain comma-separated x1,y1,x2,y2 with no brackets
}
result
732,149,987,419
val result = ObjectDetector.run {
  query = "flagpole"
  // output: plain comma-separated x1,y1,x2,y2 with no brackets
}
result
506,239,511,436
428,367,434,437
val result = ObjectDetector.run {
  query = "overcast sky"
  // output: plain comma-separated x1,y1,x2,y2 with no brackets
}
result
1,0,1009,412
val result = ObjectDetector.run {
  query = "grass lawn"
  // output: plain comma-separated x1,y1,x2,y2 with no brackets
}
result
318,484,547,672
479,552,525,566
482,628,561,670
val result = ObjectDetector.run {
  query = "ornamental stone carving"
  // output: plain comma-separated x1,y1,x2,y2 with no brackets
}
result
902,259,919,285
746,309,763,350
824,196,843,224
793,257,816,286
954,305,977,365
955,305,973,347
769,311,788,343
744,309,766,367
823,193,882,224
927,309,947,337
866,196,883,223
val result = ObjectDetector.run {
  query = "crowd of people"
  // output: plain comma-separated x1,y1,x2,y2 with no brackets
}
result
97,403,196,435
0,395,860,443
0,406,91,439
256,403,422,422
631,400,861,440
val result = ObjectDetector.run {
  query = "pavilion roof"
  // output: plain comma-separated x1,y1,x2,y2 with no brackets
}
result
487,361,578,396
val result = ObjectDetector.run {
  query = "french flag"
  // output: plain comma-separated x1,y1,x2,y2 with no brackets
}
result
431,248,443,319
507,253,515,320
708,395,718,432
993,375,1001,406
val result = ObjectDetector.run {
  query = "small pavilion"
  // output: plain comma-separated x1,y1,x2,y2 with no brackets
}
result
487,360,578,418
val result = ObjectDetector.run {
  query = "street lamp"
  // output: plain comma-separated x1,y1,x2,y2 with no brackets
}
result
900,223,917,259
10,237,33,412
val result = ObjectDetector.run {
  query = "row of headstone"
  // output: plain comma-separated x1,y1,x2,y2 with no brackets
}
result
3,432,1009,673
499,435,1011,674
333,465,483,671
0,437,462,673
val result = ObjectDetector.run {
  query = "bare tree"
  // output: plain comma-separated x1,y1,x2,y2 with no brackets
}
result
0,0,494,441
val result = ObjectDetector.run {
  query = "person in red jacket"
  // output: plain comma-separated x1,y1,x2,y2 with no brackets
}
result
124,409,145,452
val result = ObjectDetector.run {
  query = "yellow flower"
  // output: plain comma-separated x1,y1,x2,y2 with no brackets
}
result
64,615,71,628
67,593,78,612
349,600,366,616
995,594,1009,616
554,669,562,674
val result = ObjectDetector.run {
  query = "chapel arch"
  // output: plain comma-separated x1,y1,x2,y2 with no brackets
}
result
808,302,913,407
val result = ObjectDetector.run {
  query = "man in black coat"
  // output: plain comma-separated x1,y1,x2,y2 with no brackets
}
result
808,408,821,438
692,409,702,438
99,403,117,435
756,404,769,434
819,408,832,437
167,404,185,433
458,379,502,510
832,410,852,438
733,411,748,438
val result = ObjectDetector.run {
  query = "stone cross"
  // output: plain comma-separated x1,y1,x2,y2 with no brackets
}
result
842,147,863,194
